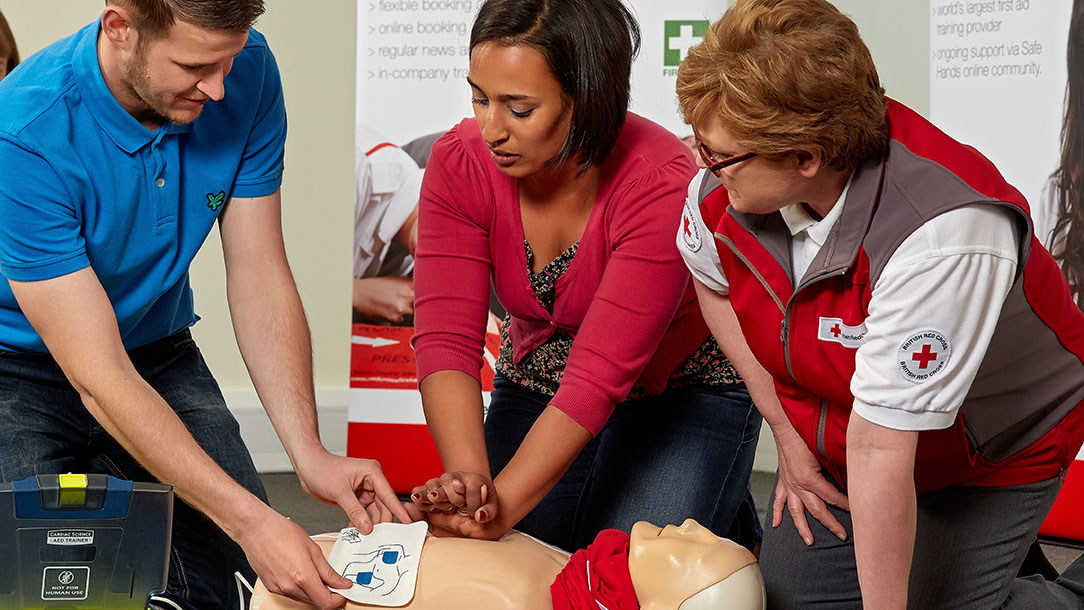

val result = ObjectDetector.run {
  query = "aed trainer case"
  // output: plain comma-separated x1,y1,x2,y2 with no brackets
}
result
0,474,173,609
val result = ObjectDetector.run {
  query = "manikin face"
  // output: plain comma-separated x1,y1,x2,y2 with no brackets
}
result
629,519,756,610
121,19,248,126
694,113,807,215
466,42,573,179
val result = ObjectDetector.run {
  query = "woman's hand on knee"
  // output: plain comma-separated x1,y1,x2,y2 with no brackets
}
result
772,425,849,545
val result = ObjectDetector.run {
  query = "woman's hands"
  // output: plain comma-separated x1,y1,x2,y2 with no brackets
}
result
770,422,850,545
411,471,498,521
410,471,510,540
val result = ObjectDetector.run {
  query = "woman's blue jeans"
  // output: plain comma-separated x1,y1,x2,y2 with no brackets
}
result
485,374,763,551
0,330,266,610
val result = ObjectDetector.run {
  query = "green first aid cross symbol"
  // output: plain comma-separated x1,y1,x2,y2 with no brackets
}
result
664,21,709,67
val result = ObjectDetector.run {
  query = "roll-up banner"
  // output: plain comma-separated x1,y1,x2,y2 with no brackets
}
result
349,0,727,492
931,0,1084,542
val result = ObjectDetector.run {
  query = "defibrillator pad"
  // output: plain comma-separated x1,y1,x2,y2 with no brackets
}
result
328,521,427,606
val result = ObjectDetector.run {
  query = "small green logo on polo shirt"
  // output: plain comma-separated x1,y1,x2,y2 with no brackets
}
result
206,191,225,212
663,20,709,67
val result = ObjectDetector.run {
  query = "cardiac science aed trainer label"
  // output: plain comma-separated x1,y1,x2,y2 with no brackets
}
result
47,529,94,545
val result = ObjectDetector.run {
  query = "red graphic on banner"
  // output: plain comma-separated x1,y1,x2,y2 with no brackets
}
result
347,422,446,490
350,325,418,389
348,323,501,492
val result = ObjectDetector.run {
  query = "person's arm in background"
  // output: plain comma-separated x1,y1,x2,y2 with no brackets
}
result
352,136,421,324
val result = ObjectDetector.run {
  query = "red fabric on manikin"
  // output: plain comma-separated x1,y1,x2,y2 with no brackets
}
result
550,529,639,610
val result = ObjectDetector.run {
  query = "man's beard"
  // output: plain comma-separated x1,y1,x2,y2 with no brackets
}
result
122,49,194,126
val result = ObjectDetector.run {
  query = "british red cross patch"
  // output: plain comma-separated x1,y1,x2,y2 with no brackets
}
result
817,317,867,348
897,330,951,384
680,199,702,253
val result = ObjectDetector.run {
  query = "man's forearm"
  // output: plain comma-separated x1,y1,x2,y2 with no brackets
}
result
78,371,272,538
226,247,325,465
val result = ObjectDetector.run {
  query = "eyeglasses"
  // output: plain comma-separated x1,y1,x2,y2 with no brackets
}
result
696,139,757,177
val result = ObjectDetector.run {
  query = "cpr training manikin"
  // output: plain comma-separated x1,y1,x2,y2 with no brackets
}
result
250,518,766,610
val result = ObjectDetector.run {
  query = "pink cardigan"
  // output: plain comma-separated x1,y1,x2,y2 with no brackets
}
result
412,113,709,435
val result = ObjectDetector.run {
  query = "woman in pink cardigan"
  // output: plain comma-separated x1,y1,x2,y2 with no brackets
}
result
407,0,762,552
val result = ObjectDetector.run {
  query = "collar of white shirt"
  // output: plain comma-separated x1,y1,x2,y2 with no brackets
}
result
779,174,854,246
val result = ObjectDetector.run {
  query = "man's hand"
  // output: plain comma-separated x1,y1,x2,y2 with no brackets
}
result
771,422,850,545
237,507,350,610
410,471,497,523
352,276,414,323
293,451,412,533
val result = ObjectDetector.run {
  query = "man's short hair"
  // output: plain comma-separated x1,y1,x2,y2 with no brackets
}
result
470,0,641,173
676,0,888,171
109,0,265,40
0,9,19,71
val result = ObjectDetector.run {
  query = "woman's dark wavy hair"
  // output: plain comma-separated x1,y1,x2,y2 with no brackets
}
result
0,9,18,73
1052,0,1084,308
469,0,641,173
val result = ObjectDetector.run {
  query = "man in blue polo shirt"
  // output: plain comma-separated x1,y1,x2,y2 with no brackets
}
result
0,2,410,609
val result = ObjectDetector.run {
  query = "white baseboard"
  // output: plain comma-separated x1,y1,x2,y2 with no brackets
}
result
753,426,778,474
225,388,349,473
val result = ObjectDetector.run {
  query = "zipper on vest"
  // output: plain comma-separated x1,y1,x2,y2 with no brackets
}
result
715,235,787,313
816,397,829,459
783,268,851,381
717,233,795,380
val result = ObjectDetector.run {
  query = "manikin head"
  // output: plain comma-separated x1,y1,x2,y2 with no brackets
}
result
98,0,264,127
630,519,765,610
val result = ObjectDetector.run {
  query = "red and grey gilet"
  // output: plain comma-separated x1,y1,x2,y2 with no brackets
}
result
699,99,1084,491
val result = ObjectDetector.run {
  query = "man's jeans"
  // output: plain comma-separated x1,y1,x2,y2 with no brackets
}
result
0,329,267,610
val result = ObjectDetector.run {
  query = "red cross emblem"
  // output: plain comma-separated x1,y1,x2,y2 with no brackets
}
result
830,323,842,337
911,344,938,369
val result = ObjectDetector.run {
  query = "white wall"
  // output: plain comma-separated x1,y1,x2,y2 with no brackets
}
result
0,1,931,473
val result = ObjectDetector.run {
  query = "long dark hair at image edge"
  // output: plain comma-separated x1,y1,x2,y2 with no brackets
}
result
1052,0,1084,308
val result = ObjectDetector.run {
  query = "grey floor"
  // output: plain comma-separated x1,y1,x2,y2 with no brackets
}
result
261,469,1084,572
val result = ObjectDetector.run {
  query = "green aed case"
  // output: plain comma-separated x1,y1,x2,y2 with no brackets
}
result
0,474,172,610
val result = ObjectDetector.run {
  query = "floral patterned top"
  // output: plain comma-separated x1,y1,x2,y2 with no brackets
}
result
495,240,741,398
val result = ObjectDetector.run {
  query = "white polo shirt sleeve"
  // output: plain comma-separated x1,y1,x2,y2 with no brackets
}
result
851,203,1020,431
677,170,730,294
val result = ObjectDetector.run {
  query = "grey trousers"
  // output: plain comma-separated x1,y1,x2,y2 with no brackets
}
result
758,474,1084,609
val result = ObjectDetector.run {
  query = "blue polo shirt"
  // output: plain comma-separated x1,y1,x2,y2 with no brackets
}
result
0,21,287,353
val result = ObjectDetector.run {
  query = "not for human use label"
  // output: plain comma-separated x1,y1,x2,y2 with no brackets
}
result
41,566,89,600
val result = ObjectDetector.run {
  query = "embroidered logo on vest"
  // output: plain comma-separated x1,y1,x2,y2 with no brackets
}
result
817,317,867,348
206,191,226,212
898,330,951,383
680,199,702,252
